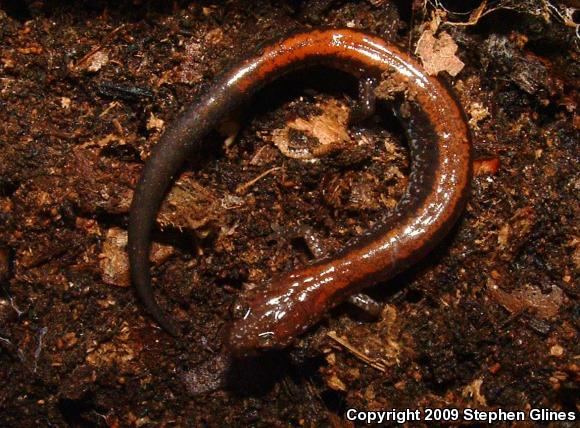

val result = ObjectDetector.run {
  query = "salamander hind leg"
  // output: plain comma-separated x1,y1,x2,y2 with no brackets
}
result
348,77,378,126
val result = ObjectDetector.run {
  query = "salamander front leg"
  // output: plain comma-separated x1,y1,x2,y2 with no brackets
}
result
295,225,382,320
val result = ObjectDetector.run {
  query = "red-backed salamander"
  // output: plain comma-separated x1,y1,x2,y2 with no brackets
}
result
128,29,472,356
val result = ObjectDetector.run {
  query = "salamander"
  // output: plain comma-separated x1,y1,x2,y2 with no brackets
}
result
127,29,472,355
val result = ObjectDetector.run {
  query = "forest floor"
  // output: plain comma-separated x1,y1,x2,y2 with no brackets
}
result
0,1,578,426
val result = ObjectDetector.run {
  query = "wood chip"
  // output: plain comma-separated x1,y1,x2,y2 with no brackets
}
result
462,378,488,406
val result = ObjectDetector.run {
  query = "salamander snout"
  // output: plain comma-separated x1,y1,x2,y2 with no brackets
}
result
227,295,297,356
226,273,321,356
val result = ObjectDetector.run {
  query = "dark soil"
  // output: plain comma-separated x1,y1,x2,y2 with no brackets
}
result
0,1,578,427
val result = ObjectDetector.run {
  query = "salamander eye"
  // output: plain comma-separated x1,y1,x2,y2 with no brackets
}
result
232,300,251,320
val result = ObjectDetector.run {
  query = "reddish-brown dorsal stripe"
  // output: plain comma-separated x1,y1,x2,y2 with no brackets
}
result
127,29,472,354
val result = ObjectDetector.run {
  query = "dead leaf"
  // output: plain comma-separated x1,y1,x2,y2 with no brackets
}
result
487,282,564,319
99,227,174,287
416,30,464,77
269,99,351,160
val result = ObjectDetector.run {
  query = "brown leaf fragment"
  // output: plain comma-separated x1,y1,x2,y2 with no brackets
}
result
99,227,174,287
416,30,465,77
269,99,351,160
462,378,488,406
487,281,563,319
84,50,109,72
99,228,131,287
467,101,490,129
550,344,564,357
374,69,409,101
146,113,165,131
497,206,536,261
157,175,223,233
326,374,347,392
85,323,141,368
473,157,500,176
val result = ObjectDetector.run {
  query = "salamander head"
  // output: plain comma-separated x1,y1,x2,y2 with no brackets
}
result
226,273,321,356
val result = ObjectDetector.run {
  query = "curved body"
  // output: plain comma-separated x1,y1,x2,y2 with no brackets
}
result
128,29,472,354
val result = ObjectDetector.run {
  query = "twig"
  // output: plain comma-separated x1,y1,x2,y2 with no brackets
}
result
72,24,127,70
326,330,387,372
235,167,282,195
